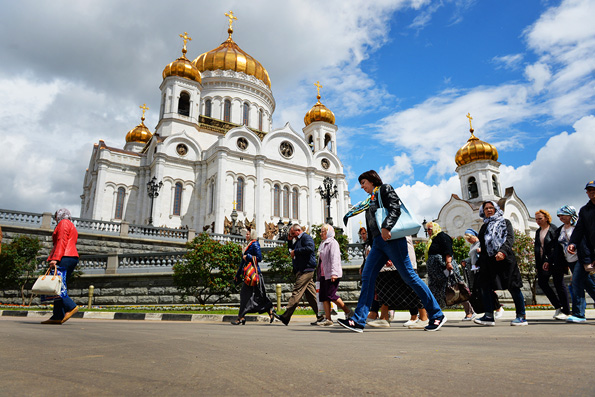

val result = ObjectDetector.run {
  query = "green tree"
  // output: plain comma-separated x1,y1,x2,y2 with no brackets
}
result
264,244,294,285
513,229,537,304
0,235,42,305
414,241,427,268
173,233,241,305
452,236,469,264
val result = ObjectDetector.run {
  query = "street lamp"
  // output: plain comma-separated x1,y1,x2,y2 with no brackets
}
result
147,176,163,226
422,218,428,237
317,176,338,225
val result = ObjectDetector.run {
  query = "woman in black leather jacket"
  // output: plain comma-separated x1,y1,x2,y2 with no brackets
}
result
338,170,446,332
534,209,570,320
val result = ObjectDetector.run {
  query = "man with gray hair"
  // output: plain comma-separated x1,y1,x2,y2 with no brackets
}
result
272,224,319,325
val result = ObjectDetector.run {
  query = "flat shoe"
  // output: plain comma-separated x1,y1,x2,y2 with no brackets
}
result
61,306,79,324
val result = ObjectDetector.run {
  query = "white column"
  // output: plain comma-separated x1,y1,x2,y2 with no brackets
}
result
255,156,265,237
306,168,316,229
92,164,107,220
214,151,228,234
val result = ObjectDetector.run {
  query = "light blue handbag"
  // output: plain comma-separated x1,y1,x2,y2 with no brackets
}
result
375,189,422,239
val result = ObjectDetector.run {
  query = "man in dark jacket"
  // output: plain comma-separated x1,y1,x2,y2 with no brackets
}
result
569,180,595,272
273,224,319,325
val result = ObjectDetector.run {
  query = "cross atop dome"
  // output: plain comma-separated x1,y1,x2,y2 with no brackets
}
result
225,10,237,37
179,32,192,55
140,103,149,121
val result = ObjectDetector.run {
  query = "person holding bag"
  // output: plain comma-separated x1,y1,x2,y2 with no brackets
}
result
41,208,79,325
338,170,446,332
424,222,475,320
232,229,273,325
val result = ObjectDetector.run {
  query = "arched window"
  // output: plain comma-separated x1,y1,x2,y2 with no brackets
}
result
492,175,500,197
324,134,332,150
242,102,250,126
273,184,280,217
173,182,183,216
283,187,290,218
204,99,212,117
178,92,190,116
209,180,215,214
114,187,125,220
308,136,314,152
258,109,264,131
292,188,299,219
224,99,231,122
468,177,479,199
236,177,245,212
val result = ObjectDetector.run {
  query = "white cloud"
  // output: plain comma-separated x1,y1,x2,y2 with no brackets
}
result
524,62,552,93
493,53,524,70
379,154,414,184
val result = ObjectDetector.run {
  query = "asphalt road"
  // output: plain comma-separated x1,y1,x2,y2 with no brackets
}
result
1,311,594,396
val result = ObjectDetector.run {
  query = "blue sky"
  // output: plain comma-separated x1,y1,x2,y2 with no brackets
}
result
0,0,594,238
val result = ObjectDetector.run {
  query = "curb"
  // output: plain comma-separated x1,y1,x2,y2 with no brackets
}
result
0,310,272,323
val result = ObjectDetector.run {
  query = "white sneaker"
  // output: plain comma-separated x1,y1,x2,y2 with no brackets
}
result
317,319,334,327
388,310,395,322
403,318,419,327
495,306,505,319
553,309,568,321
367,319,390,328
407,319,429,329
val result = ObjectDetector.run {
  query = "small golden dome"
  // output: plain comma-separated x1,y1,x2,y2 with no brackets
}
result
163,51,201,83
304,94,335,126
192,28,271,88
126,105,153,144
455,129,498,166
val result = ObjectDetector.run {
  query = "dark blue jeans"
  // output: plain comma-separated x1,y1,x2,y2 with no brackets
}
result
482,285,526,319
51,256,79,320
352,235,443,327
570,260,595,318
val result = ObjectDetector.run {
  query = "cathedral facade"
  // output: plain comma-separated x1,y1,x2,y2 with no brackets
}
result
80,17,350,239
434,116,537,237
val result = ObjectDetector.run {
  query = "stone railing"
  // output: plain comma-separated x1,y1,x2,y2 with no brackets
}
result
118,251,188,273
128,224,191,241
72,218,121,235
0,209,44,227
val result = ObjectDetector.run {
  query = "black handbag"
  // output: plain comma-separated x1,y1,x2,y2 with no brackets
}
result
445,274,471,306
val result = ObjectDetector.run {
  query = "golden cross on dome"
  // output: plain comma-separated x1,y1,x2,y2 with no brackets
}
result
140,104,149,121
232,200,237,210
314,81,322,97
179,32,192,54
466,113,474,131
225,11,237,30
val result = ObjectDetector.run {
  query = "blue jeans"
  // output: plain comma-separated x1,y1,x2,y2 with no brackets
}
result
482,285,526,318
570,260,595,318
51,256,79,320
352,235,443,327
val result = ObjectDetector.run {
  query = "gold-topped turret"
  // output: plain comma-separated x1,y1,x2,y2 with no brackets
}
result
192,11,271,88
125,104,153,144
162,32,202,83
304,81,335,126
455,113,498,166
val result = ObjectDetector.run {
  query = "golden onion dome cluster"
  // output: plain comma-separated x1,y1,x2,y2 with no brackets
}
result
455,130,498,166
192,29,271,88
304,94,336,126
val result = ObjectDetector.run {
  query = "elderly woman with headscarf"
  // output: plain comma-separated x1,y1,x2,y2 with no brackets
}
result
317,224,352,326
473,201,527,326
41,209,79,325
554,205,595,323
425,222,475,320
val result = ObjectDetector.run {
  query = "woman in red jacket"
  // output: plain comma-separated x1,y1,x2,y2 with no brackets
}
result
41,208,79,325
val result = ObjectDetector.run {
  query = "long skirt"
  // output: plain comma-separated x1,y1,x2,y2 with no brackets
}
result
238,276,273,318
375,269,423,310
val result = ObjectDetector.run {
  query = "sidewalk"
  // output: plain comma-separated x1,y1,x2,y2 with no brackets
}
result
2,308,594,323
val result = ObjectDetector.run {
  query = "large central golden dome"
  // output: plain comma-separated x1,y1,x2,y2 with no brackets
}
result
455,129,498,166
192,28,271,88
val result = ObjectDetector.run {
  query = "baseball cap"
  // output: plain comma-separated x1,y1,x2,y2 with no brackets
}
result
586,180,595,189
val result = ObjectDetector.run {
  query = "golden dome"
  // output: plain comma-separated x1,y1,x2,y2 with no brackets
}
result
125,105,153,144
192,28,271,88
304,94,335,126
162,43,201,83
455,129,498,166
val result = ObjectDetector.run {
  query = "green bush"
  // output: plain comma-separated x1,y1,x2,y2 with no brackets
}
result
0,235,42,305
264,244,294,285
452,236,469,264
173,233,241,305
513,229,537,304
414,241,427,268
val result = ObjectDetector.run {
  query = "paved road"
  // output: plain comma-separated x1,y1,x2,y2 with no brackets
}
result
1,310,594,396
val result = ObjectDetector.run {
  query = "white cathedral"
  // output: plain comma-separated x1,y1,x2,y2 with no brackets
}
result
80,14,351,240
434,115,537,237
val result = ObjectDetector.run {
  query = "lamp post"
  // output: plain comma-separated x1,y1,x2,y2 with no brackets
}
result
422,218,428,237
147,176,163,226
317,176,338,226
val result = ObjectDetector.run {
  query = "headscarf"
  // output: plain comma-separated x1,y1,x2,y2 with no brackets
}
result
342,186,380,226
557,205,578,226
424,221,442,261
55,208,72,223
480,201,507,257
464,228,478,237
318,224,336,256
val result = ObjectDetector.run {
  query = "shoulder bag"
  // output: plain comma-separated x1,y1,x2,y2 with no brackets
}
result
445,271,471,306
375,189,421,240
243,256,260,287
31,267,62,296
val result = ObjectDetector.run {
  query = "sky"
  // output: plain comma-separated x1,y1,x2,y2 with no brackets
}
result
1,0,594,237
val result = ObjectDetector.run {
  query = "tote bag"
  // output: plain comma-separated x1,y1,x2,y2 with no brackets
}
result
31,267,62,296
375,189,421,240
243,257,260,287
